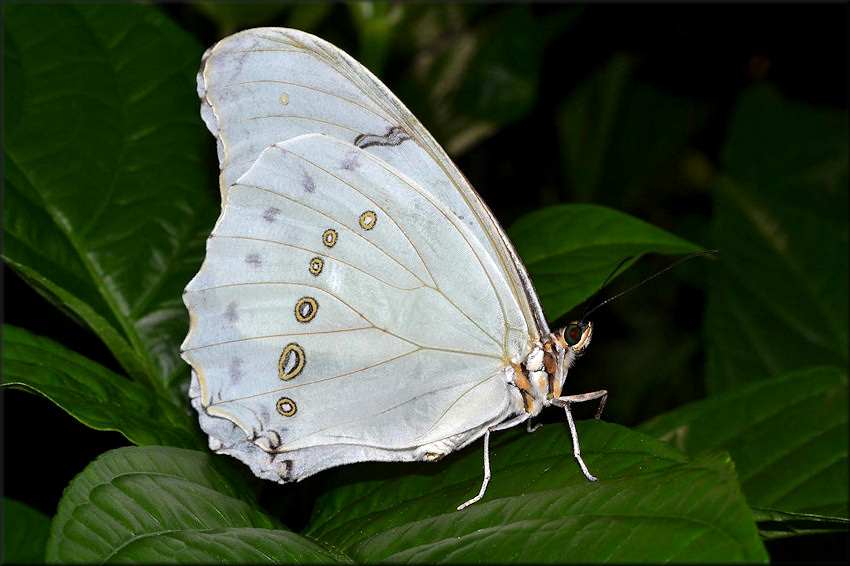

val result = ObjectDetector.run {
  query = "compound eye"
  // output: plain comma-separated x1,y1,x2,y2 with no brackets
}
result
564,323,583,346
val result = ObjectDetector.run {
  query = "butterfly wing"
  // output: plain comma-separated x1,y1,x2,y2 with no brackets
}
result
182,134,528,481
197,27,548,339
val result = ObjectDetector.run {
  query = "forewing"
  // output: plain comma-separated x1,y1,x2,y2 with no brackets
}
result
198,27,547,340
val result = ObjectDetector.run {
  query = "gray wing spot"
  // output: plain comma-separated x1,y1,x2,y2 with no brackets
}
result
341,151,360,170
245,253,262,267
228,357,243,384
263,207,281,222
225,301,239,323
301,171,316,193
354,126,411,149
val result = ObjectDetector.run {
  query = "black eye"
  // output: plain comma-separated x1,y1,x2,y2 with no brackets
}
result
565,323,582,346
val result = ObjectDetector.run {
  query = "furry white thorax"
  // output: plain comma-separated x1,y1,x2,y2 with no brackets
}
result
508,322,594,417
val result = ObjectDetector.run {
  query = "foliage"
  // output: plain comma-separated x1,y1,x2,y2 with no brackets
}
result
3,3,846,563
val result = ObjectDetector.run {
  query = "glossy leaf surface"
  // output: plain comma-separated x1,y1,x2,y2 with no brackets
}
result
3,3,218,403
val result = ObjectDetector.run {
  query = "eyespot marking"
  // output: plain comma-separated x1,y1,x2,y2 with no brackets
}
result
295,297,318,323
359,211,377,230
276,397,297,417
309,257,324,276
279,343,305,380
322,229,338,247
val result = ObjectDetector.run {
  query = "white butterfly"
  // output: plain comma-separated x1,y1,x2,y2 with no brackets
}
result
181,28,607,510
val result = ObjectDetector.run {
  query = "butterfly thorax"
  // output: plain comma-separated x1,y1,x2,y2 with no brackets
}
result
510,321,593,416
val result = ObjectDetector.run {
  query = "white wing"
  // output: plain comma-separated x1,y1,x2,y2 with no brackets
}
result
197,27,548,339
182,134,529,481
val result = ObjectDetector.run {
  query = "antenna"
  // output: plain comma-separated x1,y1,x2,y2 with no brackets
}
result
582,250,719,321
580,255,634,321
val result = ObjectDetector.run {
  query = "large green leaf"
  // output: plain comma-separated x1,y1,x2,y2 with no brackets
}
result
43,428,767,563
392,4,556,156
752,509,850,541
3,3,218,403
46,446,343,563
557,54,707,207
347,2,404,77
194,2,301,37
2,324,200,449
638,366,848,518
705,85,848,393
558,54,631,204
2,498,52,564
549,53,712,425
301,422,767,562
508,203,703,321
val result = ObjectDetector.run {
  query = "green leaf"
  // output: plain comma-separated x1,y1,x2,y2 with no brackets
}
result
452,5,543,124
509,203,703,321
348,2,404,77
46,446,344,563
193,2,298,37
558,54,632,203
394,4,549,156
752,508,850,540
2,498,52,564
705,84,848,393
303,423,767,563
557,54,707,205
638,366,848,517
2,324,201,449
3,3,218,403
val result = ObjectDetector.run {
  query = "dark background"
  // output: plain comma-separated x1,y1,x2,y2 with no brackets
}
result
3,3,847,561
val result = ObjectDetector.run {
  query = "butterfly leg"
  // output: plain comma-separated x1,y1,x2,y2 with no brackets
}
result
560,389,608,419
551,389,607,483
457,413,530,511
526,419,542,434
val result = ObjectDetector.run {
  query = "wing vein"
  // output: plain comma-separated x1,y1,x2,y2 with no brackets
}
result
285,144,507,352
